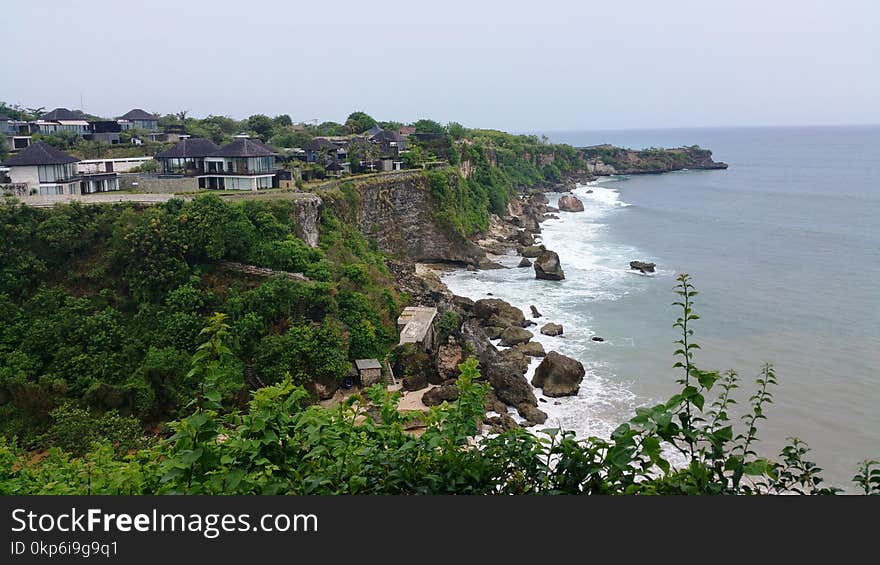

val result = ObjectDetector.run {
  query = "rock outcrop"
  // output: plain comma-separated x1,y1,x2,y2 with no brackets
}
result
515,341,546,357
520,244,545,258
534,250,565,281
518,257,532,268
352,172,488,266
540,323,564,336
558,194,585,212
517,403,548,425
291,193,323,248
530,305,542,318
473,298,527,328
531,352,585,397
422,384,460,406
630,261,656,273
499,327,533,347
435,342,464,380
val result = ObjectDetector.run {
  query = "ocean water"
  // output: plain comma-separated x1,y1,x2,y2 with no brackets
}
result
443,125,880,489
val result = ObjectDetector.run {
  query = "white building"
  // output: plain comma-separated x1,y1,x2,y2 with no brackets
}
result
1,142,118,196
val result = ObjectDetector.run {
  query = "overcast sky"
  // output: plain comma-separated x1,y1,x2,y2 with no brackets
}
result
4,0,878,131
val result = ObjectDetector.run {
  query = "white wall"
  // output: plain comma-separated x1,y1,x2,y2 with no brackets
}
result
7,165,39,187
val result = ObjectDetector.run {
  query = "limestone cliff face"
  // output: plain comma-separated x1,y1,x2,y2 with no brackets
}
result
580,145,728,175
290,193,322,248
349,173,487,265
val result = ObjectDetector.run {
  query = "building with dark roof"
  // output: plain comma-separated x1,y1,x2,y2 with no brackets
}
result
118,109,159,131
41,108,80,121
200,138,277,190
155,138,221,175
1,141,118,196
152,136,277,190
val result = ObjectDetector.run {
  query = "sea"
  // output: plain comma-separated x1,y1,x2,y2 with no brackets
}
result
442,125,880,490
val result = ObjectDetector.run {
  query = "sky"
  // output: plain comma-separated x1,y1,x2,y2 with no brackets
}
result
4,0,878,132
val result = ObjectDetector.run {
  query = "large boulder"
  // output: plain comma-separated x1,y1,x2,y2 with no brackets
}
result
474,298,527,328
530,305,542,318
403,372,428,392
517,403,548,425
485,356,536,408
517,230,536,247
393,343,440,389
540,323,564,336
630,261,656,273
531,352,585,397
515,341,546,357
518,257,532,268
422,384,460,406
534,250,565,281
499,327,533,347
435,343,464,381
558,194,585,212
520,244,546,258
499,348,530,374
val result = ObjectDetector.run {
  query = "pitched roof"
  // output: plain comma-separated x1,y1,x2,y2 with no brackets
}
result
119,109,157,120
2,141,79,166
155,138,220,159
0,114,10,121
41,108,80,121
354,359,381,371
214,138,276,157
371,130,404,143
366,124,383,136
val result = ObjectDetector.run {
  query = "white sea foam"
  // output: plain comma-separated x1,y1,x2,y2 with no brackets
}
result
443,179,663,442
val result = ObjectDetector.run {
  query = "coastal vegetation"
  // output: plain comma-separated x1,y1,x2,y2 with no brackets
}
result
1,275,875,494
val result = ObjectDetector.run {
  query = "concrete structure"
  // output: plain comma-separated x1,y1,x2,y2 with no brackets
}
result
397,306,439,351
1,142,118,196
77,156,153,174
118,109,159,131
155,137,277,190
354,359,383,387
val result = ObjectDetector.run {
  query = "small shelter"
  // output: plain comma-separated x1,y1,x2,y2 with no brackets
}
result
354,359,382,387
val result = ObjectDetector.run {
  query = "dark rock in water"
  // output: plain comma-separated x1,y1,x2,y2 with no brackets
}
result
586,189,594,194
534,249,565,281
486,363,535,408
545,206,559,213
520,244,546,258
539,397,547,403
518,257,532,268
531,351,586,397
630,261,656,273
540,323,564,336
554,401,562,406
517,402,548,425
499,326,533,347
515,341,546,357
591,336,605,342
530,305,542,318
486,292,493,295
544,214,560,220
558,194,585,212
466,264,477,272
474,298,528,328
517,230,535,247
524,320,537,327
422,384,460,406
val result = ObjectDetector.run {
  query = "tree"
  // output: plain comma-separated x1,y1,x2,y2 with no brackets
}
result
247,114,275,141
345,111,378,134
411,119,445,134
272,114,292,127
447,122,466,140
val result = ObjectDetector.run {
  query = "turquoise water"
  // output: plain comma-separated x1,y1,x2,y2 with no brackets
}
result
445,126,880,488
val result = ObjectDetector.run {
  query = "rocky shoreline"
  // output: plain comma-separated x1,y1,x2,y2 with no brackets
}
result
388,150,728,431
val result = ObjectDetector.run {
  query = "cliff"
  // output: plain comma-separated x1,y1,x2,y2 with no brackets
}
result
578,144,728,175
325,172,489,266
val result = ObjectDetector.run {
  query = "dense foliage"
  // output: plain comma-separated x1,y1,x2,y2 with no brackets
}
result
0,196,402,447
1,276,875,495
